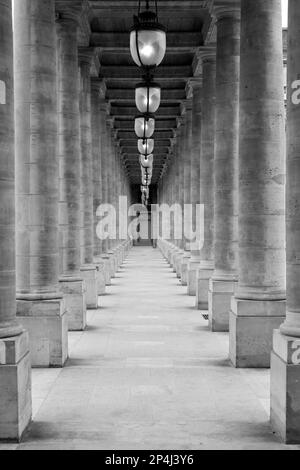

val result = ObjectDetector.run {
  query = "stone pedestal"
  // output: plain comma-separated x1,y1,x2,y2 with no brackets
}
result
101,255,112,286
0,332,32,441
175,251,185,279
208,278,237,331
170,247,180,271
196,266,214,311
17,298,68,368
107,252,116,278
229,298,286,368
180,252,191,286
80,266,98,309
94,259,106,296
271,330,300,444
187,258,199,296
60,278,86,331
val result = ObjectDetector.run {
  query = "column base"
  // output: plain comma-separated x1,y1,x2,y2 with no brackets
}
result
208,278,237,331
170,248,179,271
229,298,286,368
60,277,86,331
270,330,300,444
80,265,98,309
101,255,112,286
17,298,68,368
94,259,106,296
180,252,191,286
174,250,184,278
187,259,200,296
196,268,214,309
0,331,32,442
107,251,116,278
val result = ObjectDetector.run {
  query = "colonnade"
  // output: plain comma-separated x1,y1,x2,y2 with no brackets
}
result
158,0,300,444
0,0,299,447
0,0,132,440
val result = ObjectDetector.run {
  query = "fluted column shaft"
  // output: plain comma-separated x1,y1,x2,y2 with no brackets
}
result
91,82,103,259
187,83,202,296
14,0,68,366
199,56,216,271
208,6,240,331
57,16,81,279
79,55,94,266
190,85,201,255
281,0,300,338
15,0,60,299
230,0,286,368
213,9,240,282
183,107,192,246
100,104,109,255
196,53,216,308
0,0,22,338
180,106,193,286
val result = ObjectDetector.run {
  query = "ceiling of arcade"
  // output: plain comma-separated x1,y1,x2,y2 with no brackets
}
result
55,0,236,184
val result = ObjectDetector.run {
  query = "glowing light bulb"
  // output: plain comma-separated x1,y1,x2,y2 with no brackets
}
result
141,44,154,58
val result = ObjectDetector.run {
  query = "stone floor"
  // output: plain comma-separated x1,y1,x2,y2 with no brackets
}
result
1,246,299,450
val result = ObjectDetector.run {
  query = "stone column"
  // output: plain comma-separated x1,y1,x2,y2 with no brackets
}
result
231,0,286,368
0,0,32,441
188,81,202,296
180,105,193,286
14,0,68,367
91,81,106,296
79,51,98,309
171,145,180,264
174,125,186,277
56,12,86,332
100,107,112,285
106,123,117,277
208,4,240,332
271,0,300,443
197,50,216,310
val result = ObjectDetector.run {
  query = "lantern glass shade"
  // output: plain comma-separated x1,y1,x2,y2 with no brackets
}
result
130,29,166,68
138,139,154,155
135,83,161,113
135,116,155,138
140,154,153,169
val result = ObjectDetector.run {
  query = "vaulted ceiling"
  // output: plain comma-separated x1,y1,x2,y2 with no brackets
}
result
57,0,219,184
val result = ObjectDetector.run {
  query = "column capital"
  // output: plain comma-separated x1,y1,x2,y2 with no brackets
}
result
91,79,107,99
78,47,100,77
56,0,91,45
213,1,241,21
180,99,193,116
186,78,202,99
199,46,217,64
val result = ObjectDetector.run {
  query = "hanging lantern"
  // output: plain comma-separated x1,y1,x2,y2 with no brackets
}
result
135,81,161,114
135,115,155,139
130,1,167,69
140,154,153,169
138,138,154,156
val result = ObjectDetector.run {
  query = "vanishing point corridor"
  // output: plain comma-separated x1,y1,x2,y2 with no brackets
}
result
1,247,297,450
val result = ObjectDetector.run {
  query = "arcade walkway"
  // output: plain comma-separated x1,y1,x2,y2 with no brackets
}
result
1,247,297,450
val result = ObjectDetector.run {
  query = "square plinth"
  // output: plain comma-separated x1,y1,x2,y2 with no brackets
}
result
229,298,286,368
60,279,87,331
270,330,300,444
208,279,237,332
17,298,68,368
0,331,32,441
